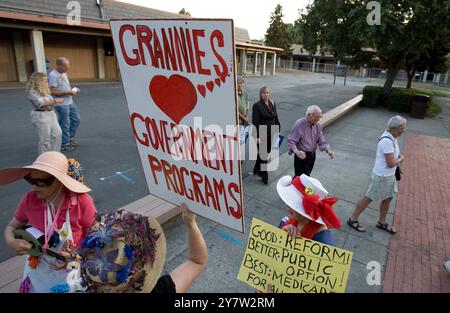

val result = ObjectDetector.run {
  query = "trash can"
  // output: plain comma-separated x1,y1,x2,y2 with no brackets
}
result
410,94,429,119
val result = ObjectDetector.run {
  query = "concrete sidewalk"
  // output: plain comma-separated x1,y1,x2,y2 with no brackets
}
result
162,106,450,293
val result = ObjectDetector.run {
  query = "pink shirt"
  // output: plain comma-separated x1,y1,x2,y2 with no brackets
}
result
15,191,97,248
287,117,330,153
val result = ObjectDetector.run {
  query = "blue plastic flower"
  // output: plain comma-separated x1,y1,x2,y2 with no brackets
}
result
83,249,122,283
115,264,130,284
124,245,134,260
82,226,123,249
50,283,70,293
49,231,60,248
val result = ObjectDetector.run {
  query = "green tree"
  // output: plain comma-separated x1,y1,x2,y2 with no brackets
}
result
286,23,302,45
265,4,292,58
404,36,450,88
298,0,450,97
178,8,191,16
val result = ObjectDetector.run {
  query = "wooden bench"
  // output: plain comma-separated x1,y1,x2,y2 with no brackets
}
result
320,94,363,128
0,195,179,293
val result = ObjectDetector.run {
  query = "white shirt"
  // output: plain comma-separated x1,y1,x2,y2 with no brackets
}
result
373,130,399,177
48,70,73,106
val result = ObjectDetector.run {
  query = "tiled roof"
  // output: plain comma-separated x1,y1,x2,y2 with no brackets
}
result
0,0,252,42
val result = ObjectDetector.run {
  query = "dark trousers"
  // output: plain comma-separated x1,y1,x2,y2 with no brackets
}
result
294,151,316,177
253,138,272,183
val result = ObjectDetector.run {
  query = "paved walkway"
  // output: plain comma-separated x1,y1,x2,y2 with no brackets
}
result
383,133,450,292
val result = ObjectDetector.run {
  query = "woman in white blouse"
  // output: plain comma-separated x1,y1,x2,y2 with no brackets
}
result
26,72,64,154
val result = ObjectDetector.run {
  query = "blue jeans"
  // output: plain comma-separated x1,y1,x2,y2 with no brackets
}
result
54,103,80,146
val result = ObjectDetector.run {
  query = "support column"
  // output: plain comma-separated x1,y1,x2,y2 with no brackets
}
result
271,53,277,75
312,58,316,72
96,38,105,79
253,52,258,74
435,73,441,84
289,57,293,69
422,70,428,82
30,30,46,73
242,49,247,75
444,71,449,84
261,52,267,75
13,31,27,82
238,49,244,75
337,60,341,66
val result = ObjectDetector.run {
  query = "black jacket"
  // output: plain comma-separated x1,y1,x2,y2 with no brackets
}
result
252,99,281,139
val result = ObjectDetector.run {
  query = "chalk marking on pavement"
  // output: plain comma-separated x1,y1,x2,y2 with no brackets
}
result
100,168,135,184
216,231,243,245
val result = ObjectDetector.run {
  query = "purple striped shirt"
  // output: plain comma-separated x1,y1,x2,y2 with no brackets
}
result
287,117,330,153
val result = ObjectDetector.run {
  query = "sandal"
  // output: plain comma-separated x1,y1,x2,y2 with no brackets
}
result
376,221,397,234
347,218,366,232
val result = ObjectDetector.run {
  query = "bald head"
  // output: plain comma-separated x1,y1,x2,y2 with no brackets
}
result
306,105,322,124
56,57,70,73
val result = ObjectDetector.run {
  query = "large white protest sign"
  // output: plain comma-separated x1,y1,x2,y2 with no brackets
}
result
110,19,244,232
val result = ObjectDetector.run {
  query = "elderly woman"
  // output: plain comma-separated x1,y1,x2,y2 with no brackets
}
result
252,86,281,184
1,151,97,292
348,115,407,234
26,72,64,154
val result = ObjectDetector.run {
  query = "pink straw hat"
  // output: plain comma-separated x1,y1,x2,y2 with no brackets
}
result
0,151,91,193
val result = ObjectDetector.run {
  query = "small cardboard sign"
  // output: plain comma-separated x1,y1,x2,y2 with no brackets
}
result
238,218,353,293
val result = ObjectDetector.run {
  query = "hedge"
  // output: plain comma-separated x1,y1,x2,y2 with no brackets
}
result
362,86,432,114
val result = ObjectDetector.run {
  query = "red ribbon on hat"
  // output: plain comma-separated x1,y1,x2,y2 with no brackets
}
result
291,176,341,229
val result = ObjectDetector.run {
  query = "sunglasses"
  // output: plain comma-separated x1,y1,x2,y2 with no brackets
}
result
24,174,56,188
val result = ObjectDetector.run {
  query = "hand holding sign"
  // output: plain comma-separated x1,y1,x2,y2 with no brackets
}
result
238,218,353,293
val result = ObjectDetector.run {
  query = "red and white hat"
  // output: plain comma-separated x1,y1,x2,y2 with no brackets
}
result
277,174,341,228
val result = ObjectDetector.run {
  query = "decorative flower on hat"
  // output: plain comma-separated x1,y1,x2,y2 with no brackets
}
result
67,158,84,183
82,225,124,249
80,210,161,292
83,249,122,284
277,175,342,229
291,176,341,228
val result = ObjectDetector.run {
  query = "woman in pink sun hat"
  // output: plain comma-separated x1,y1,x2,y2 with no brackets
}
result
1,151,97,292
276,174,341,246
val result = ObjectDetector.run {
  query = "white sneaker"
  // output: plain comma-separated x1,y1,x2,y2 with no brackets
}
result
70,138,79,147
444,260,450,273
62,144,76,152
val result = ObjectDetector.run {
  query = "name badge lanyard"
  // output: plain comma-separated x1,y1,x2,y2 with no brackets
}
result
43,201,63,250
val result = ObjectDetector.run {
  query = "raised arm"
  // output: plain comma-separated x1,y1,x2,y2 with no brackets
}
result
169,203,208,293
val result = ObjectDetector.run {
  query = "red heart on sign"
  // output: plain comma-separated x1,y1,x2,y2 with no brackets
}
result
214,78,221,87
197,84,206,98
206,81,214,92
149,74,197,124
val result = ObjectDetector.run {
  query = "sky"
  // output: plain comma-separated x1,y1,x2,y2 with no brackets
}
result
117,0,311,40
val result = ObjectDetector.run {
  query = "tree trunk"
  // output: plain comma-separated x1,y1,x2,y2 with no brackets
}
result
382,52,407,98
406,69,415,89
382,67,400,97
405,65,415,89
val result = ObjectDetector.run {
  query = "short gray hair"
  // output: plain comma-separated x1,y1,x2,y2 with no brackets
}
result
387,115,407,129
306,105,321,116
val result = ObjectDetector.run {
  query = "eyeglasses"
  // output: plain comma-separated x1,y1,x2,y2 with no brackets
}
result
24,174,56,188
